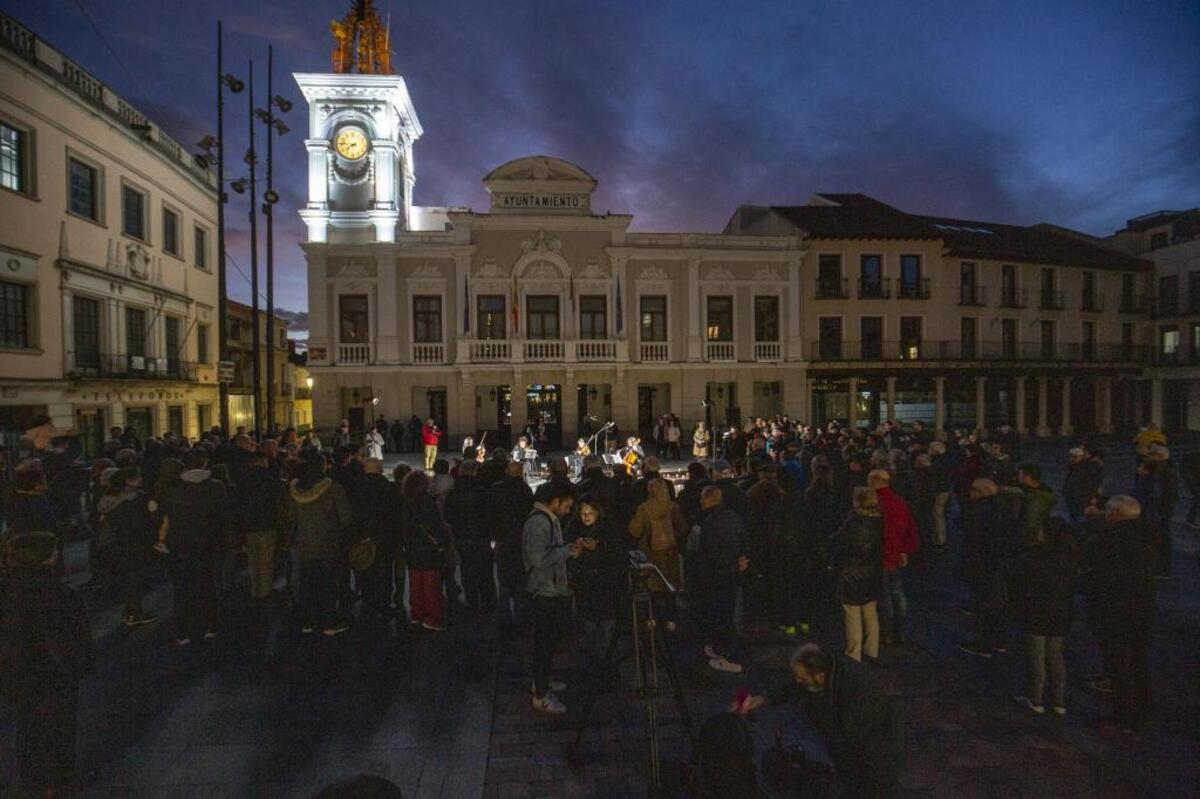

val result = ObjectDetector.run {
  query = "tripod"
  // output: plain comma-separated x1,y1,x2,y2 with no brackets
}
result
564,558,696,796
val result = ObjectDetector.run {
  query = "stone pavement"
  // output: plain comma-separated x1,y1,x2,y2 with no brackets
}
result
1,439,1197,797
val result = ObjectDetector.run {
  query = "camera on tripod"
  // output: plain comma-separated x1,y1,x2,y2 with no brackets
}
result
627,549,678,595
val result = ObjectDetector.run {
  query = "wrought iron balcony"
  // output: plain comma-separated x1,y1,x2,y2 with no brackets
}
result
896,277,931,300
67,352,199,381
857,277,891,299
815,277,849,299
959,285,987,306
807,340,1148,364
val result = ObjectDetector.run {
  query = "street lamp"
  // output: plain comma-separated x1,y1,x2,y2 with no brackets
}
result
306,376,314,390
207,21,244,435
256,44,293,435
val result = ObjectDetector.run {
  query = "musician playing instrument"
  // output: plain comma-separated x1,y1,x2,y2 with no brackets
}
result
575,438,592,457
511,435,534,462
621,436,645,474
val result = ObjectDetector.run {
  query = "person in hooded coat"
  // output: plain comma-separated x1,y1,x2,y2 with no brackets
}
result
629,478,688,627
282,454,354,636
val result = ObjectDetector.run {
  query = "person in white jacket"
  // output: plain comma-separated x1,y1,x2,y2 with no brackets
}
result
362,428,384,460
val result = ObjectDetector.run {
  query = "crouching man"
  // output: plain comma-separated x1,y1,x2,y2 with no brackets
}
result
737,642,904,798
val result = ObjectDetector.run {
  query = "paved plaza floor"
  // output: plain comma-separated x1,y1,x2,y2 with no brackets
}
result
1,440,1197,797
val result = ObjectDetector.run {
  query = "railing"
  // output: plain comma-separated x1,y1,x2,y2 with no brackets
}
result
807,340,1150,363
1119,293,1150,313
116,99,148,129
62,58,103,105
959,285,987,306
858,277,891,299
1155,296,1180,317
815,277,849,299
576,340,617,361
412,342,445,365
1151,347,1200,366
1039,290,1065,310
999,287,1028,308
706,341,736,362
337,343,370,365
897,277,931,300
754,341,782,361
525,340,564,361
294,387,313,400
1081,292,1106,312
66,352,198,381
468,340,511,363
0,13,35,58
640,341,670,362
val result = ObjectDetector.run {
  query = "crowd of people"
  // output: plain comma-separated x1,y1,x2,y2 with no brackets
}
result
0,412,1186,797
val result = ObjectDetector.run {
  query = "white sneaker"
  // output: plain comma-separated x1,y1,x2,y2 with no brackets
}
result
709,656,744,674
322,625,350,636
530,680,567,694
1052,705,1066,716
532,692,567,714
703,645,718,659
1014,696,1045,714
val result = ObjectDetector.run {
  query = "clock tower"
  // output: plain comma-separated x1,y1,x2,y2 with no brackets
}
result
294,1,422,243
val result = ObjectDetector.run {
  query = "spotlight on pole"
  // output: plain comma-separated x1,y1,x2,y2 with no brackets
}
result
272,95,293,112
230,178,249,194
222,73,244,93
263,189,280,205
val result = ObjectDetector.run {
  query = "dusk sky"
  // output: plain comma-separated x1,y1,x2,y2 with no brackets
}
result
4,0,1197,330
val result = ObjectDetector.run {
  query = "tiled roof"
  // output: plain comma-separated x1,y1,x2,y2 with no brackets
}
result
725,194,1149,272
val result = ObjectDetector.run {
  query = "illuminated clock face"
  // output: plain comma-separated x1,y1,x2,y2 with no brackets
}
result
335,128,368,160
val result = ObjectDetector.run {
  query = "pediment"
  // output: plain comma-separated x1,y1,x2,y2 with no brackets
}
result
483,156,596,185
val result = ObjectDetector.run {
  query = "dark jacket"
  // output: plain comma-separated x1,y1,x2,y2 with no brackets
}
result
106,490,155,563
402,494,448,570
160,469,228,556
236,465,283,533
1022,536,1079,637
1084,518,1157,643
698,506,745,588
833,509,884,606
962,495,1018,609
1062,460,1104,516
767,655,903,797
489,475,534,589
358,472,400,553
284,477,353,560
565,515,624,619
4,490,62,539
0,566,94,699
443,476,488,546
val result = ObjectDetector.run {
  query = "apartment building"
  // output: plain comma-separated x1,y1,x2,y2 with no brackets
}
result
0,13,219,454
225,300,292,433
1108,208,1200,430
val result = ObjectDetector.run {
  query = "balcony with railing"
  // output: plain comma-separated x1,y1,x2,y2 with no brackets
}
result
999,287,1028,308
807,340,1148,364
465,339,512,363
639,341,670,362
337,343,371,365
815,277,849,299
754,341,782,362
1081,292,1106,312
525,340,565,361
706,341,736,362
67,352,199,381
897,277,931,300
1039,290,1066,311
411,342,446,365
575,340,617,361
857,277,891,299
959,285,987,306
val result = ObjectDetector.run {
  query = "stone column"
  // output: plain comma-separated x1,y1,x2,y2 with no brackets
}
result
1060,377,1073,436
611,254,628,340
934,376,946,438
457,371,475,442
848,378,859,429
307,254,330,364
974,376,986,432
786,253,803,361
1015,376,1027,435
803,377,815,425
61,290,74,372
562,369,579,444
687,256,702,361
885,376,897,422
1150,378,1164,428
374,256,399,364
1097,377,1114,434
1036,376,1051,437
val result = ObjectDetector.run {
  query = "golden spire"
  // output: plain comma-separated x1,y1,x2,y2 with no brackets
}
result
329,0,392,75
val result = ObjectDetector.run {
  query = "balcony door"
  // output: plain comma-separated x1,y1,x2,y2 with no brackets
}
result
526,296,560,339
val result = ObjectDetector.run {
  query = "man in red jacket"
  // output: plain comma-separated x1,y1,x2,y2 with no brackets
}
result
421,418,443,471
869,468,919,648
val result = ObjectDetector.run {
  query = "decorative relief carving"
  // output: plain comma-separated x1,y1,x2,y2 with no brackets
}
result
577,258,607,279
523,261,563,280
126,243,151,280
637,265,669,282
519,229,562,255
752,266,783,284
410,261,443,278
703,266,735,282
475,257,507,278
333,259,372,277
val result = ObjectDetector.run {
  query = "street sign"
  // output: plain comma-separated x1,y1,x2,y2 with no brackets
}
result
217,360,235,383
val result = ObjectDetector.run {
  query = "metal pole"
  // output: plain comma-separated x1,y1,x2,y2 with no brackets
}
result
265,44,276,434
248,59,261,437
216,21,230,434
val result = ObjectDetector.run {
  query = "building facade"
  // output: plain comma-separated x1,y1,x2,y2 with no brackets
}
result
1108,208,1200,431
225,300,292,433
296,64,1155,449
0,13,220,454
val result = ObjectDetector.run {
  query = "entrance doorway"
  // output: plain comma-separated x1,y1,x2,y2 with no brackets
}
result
426,388,447,431
752,382,782,419
75,407,105,459
526,383,562,450
167,405,184,436
705,382,737,429
637,383,671,439
126,407,154,442
475,385,512,447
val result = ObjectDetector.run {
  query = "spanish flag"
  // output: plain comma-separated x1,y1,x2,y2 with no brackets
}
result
511,272,519,334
